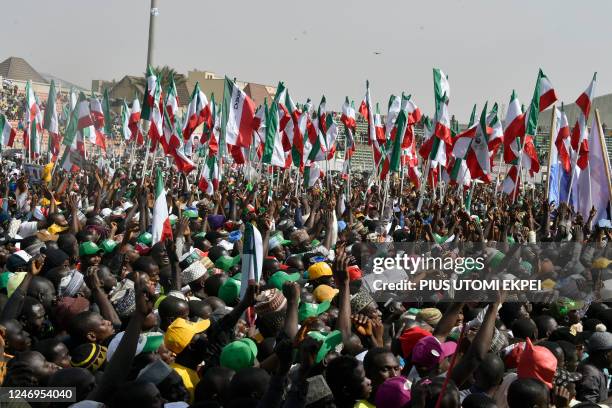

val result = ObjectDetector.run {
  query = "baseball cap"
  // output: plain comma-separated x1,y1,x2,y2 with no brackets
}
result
164,317,211,354
6,250,32,272
137,232,153,246
411,336,457,369
214,255,241,272
347,265,362,281
218,277,241,304
399,326,432,359
183,209,199,219
79,242,104,256
298,301,331,322
312,285,339,303
307,262,332,281
220,338,258,371
269,232,292,250
308,330,343,363
375,376,412,408
100,239,118,254
268,271,300,290
107,331,164,361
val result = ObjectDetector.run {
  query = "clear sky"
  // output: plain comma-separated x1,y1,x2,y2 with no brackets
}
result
3,0,611,119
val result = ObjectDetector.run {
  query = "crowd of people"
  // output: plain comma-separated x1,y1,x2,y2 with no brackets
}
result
0,139,610,408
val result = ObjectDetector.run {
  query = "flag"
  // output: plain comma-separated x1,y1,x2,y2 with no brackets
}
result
184,82,211,141
262,100,285,167
571,73,596,170
198,155,219,195
151,167,173,244
129,96,143,145
430,69,452,169
304,162,324,188
163,76,195,173
59,93,90,172
389,94,420,173
549,106,571,205
285,91,304,168
222,77,255,147
341,97,356,163
240,222,263,298
503,90,524,163
358,80,376,145
0,113,16,147
384,95,401,143
121,100,131,141
23,80,42,156
501,165,521,200
43,80,60,159
142,66,163,149
102,89,112,136
554,104,571,172
584,115,611,223
524,69,558,135
89,95,107,150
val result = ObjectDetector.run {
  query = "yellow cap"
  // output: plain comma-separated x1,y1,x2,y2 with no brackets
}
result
164,317,210,354
313,284,339,303
308,262,332,281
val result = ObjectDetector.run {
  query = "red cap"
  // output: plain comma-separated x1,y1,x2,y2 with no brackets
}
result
398,326,431,359
347,265,362,281
517,338,557,389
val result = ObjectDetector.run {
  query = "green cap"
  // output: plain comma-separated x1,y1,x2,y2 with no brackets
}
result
220,338,258,371
268,271,300,290
298,301,331,323
307,330,343,364
100,239,118,254
194,232,207,239
214,255,241,272
183,209,199,219
137,232,153,246
79,241,104,256
169,214,178,226
218,277,241,305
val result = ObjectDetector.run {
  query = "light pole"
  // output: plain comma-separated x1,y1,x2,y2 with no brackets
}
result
146,0,159,68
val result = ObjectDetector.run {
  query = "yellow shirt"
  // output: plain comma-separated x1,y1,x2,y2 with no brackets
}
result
354,400,375,408
170,362,200,403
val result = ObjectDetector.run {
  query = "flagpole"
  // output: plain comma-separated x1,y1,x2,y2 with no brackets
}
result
595,109,612,206
545,104,557,202
512,147,524,204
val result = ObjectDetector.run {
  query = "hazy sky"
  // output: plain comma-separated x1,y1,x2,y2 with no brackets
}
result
3,0,611,119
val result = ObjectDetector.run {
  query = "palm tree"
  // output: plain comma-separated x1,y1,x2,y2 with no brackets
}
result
134,66,187,93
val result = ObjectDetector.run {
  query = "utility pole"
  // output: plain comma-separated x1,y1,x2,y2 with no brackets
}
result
146,0,159,68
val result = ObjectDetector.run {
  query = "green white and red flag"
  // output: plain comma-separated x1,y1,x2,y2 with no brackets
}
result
554,104,571,172
163,76,194,173
222,77,255,147
198,155,219,195
341,97,356,161
184,82,211,141
502,90,524,163
43,80,60,159
262,100,285,167
121,99,131,141
89,94,107,151
23,80,42,156
151,167,173,244
570,73,596,170
0,113,16,147
129,95,143,145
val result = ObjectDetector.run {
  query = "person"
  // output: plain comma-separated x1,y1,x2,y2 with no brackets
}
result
576,331,612,402
325,355,372,408
507,378,549,408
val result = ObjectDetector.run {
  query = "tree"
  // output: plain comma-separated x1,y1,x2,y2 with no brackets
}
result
134,66,187,94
